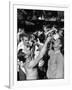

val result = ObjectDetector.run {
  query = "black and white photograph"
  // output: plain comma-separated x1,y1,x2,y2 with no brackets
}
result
17,8,64,81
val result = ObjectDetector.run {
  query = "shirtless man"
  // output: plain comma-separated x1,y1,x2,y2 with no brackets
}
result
47,36,64,79
23,36,51,80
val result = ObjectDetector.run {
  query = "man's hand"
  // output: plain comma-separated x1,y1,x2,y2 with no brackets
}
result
46,36,52,42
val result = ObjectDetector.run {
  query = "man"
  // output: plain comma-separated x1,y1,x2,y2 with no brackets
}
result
47,35,64,79
23,36,51,80
18,34,31,54
17,34,31,80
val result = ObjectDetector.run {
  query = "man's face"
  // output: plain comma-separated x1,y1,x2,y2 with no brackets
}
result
29,40,33,46
23,36,29,46
53,39,61,48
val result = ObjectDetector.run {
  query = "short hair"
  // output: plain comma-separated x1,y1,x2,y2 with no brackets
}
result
20,33,29,40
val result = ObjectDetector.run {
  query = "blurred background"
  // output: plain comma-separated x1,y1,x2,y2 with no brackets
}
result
17,9,64,34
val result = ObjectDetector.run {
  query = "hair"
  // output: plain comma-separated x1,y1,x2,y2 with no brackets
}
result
20,33,31,41
59,37,64,55
38,33,45,43
17,49,26,63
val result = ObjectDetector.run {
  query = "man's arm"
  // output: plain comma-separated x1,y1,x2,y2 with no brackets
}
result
28,37,51,68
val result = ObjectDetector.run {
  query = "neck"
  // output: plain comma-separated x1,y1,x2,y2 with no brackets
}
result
54,47,60,52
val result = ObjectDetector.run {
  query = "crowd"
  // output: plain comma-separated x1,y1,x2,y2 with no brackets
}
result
17,25,64,80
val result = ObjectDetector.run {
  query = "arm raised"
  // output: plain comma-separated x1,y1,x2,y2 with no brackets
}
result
28,37,52,68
